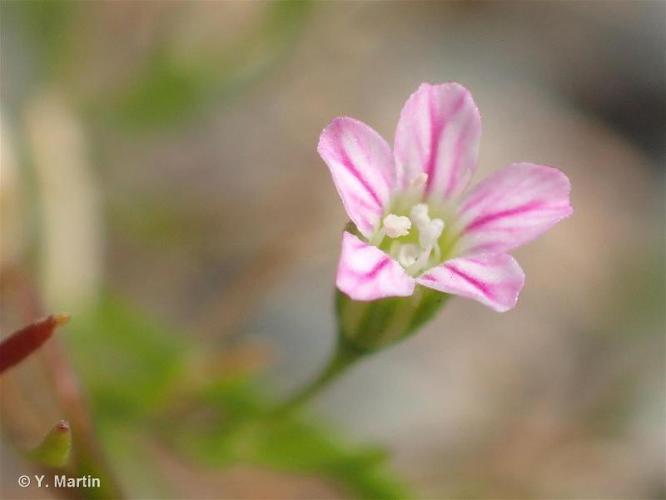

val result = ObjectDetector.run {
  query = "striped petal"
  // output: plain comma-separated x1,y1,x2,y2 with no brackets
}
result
394,82,481,200
417,254,525,312
337,231,415,301
456,163,573,255
318,117,394,238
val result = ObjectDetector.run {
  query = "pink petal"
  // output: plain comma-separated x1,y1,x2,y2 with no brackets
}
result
337,231,415,301
417,254,525,312
456,163,573,255
318,117,394,238
394,82,481,200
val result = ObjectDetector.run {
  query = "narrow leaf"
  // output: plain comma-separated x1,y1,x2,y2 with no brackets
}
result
27,420,72,468
0,314,70,374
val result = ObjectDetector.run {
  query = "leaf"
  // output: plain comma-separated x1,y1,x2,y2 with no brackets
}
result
27,420,72,468
64,294,186,423
169,379,412,500
0,314,70,374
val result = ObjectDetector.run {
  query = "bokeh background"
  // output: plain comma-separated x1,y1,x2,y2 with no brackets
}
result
1,1,664,499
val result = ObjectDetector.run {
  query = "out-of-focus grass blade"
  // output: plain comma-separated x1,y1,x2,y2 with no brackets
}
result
0,314,70,374
27,420,72,468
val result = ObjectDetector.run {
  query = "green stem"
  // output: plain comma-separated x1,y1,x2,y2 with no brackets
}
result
273,337,367,416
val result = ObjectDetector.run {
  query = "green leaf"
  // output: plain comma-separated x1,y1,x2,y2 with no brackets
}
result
27,420,72,468
168,379,412,500
65,294,186,423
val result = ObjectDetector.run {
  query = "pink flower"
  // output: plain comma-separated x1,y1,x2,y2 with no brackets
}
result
318,83,572,312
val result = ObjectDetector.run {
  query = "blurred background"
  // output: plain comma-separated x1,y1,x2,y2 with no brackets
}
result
1,1,664,499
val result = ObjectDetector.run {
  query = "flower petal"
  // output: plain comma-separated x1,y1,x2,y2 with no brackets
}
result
394,82,481,200
337,231,415,301
417,254,525,312
455,163,573,254
318,117,394,238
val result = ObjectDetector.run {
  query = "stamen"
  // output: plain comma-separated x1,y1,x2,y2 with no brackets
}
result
370,228,385,247
419,218,444,248
374,200,447,276
410,173,428,189
433,242,441,262
383,214,411,238
407,246,432,275
410,203,430,229
398,244,420,268
390,240,401,258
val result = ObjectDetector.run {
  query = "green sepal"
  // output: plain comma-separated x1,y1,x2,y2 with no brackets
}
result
336,286,449,352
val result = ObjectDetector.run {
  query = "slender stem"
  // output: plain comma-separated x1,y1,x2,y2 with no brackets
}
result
273,337,367,416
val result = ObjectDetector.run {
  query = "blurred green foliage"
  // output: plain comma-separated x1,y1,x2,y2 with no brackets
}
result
3,0,311,131
66,295,411,499
67,294,186,424
11,0,76,78
107,1,312,130
175,377,409,500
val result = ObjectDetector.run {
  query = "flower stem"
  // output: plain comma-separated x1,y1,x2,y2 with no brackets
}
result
273,337,367,416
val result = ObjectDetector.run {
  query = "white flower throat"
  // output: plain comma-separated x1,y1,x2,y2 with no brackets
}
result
371,190,446,276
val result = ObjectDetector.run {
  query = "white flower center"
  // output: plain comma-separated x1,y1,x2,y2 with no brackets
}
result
372,201,446,276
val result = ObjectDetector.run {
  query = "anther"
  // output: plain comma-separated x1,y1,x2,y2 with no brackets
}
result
383,214,411,238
